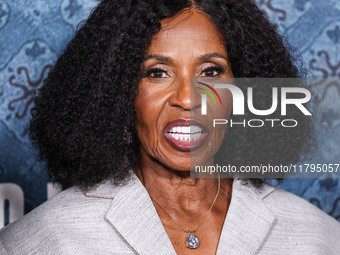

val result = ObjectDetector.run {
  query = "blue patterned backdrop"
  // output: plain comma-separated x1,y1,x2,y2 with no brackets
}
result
0,0,339,228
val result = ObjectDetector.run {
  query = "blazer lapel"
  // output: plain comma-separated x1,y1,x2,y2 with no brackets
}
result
216,179,277,255
86,173,276,255
104,173,177,255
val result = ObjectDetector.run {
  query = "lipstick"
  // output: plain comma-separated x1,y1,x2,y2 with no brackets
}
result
164,119,208,152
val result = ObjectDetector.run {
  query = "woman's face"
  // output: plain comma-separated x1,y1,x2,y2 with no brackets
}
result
135,10,234,171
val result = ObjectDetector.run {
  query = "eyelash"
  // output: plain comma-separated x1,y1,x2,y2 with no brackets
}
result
142,67,168,78
142,65,227,79
201,66,227,77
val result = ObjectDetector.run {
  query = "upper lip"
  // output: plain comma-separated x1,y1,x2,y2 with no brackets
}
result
164,119,208,134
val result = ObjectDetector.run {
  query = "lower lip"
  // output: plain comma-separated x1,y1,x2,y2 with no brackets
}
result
164,132,208,152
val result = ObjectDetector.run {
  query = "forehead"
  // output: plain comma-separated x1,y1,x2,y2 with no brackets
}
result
146,10,227,55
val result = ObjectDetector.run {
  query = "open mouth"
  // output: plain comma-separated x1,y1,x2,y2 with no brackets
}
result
167,125,204,142
164,119,208,152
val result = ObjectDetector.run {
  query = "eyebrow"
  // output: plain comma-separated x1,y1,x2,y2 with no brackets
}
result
198,52,228,62
143,52,228,63
144,54,173,63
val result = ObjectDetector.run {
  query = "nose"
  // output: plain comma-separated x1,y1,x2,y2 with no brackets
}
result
169,76,201,111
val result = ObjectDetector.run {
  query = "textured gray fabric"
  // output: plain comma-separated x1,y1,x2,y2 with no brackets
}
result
0,172,339,255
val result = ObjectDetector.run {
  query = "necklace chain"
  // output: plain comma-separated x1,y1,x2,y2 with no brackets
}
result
140,170,220,234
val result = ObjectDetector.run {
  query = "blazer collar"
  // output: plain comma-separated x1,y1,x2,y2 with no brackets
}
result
85,173,276,255
103,173,176,255
216,179,277,254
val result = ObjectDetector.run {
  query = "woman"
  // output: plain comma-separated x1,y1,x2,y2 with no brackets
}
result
1,0,339,254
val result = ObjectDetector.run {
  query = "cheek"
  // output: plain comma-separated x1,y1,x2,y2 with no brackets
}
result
209,91,233,149
135,93,157,137
216,90,233,119
134,84,169,148
191,90,233,166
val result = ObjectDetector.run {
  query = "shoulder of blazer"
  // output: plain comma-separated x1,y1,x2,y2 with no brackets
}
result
0,176,135,253
260,183,340,249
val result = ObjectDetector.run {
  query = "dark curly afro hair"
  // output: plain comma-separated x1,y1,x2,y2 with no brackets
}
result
30,0,315,191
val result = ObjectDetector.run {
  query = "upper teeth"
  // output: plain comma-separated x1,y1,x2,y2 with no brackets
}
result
168,125,202,134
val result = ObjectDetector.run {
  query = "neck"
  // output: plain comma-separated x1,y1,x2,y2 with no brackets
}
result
134,153,233,215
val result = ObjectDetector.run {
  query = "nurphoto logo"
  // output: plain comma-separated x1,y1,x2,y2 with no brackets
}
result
197,79,312,128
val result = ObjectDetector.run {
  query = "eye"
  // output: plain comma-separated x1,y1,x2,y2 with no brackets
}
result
143,68,169,79
200,66,227,77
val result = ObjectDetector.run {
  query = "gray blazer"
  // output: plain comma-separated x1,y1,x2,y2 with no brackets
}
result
1,172,340,255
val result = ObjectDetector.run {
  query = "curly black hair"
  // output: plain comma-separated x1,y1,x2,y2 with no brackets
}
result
30,0,315,191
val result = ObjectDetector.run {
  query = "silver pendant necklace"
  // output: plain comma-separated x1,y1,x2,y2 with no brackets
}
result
140,170,221,249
